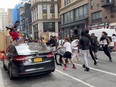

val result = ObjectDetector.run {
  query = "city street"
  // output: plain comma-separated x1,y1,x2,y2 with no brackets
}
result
0,51,116,87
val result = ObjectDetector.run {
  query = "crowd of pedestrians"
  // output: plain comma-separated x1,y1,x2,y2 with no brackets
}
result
6,21,115,72
51,30,115,72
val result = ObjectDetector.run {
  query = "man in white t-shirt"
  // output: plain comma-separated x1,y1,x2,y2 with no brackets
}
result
71,37,80,62
62,37,76,70
58,38,65,48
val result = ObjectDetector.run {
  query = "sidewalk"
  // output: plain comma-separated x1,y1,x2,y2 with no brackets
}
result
0,61,5,87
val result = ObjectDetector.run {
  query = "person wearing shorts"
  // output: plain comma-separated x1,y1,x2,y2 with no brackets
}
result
62,37,76,70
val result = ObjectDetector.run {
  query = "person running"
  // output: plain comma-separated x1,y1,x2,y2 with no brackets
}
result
84,30,97,65
100,31,112,62
62,37,76,70
91,33,99,61
71,36,80,62
79,32,90,71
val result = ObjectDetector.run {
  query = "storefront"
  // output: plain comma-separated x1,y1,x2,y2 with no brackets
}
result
61,19,88,38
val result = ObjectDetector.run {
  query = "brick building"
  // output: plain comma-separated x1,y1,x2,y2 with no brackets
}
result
60,0,116,37
89,0,116,29
60,0,89,37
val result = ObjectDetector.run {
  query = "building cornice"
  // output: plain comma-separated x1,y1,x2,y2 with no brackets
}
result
31,1,58,9
32,19,60,25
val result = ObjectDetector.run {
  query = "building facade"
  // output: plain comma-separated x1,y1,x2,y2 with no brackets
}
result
19,2,32,36
8,9,13,24
89,0,116,29
30,0,60,40
0,8,8,31
13,4,21,23
13,0,29,23
60,0,89,37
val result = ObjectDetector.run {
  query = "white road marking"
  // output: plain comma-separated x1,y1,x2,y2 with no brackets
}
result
74,63,116,77
56,69,95,87
0,69,5,87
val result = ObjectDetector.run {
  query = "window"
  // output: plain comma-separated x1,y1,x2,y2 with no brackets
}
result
106,0,112,3
111,6,116,12
43,13,47,19
70,11,74,22
50,4,55,13
92,11,102,20
75,4,88,21
50,13,55,19
42,4,47,19
61,15,64,24
64,0,71,6
42,4,47,13
43,22,55,32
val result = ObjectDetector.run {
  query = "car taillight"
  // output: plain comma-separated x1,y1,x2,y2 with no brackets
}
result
47,52,54,58
13,56,28,62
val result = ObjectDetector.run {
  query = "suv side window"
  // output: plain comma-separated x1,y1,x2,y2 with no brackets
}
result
7,46,17,55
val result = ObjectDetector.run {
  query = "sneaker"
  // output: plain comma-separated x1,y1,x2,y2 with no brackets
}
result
109,59,112,62
96,59,98,62
94,61,97,65
84,67,90,72
63,66,68,70
82,64,86,68
72,66,76,69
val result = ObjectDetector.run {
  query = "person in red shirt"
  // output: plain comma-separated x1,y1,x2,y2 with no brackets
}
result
7,21,20,43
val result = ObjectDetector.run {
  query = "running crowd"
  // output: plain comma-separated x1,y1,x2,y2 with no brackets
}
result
47,30,115,72
6,21,116,72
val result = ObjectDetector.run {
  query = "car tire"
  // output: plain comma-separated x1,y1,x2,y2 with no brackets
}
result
9,65,15,80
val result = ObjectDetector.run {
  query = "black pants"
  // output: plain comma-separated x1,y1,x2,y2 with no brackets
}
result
89,46,96,63
102,45,112,60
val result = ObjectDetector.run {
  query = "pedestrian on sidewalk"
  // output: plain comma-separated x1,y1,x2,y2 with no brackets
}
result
84,30,97,65
100,32,112,62
71,36,80,62
62,37,76,70
79,32,90,71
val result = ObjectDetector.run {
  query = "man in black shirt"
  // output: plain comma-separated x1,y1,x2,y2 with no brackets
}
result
84,30,97,65
79,32,90,71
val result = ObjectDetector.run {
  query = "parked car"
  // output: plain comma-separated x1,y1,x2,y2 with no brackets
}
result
3,43,55,80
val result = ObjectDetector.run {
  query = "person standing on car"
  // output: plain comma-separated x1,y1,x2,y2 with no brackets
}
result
84,30,97,65
79,32,90,71
91,33,99,61
48,36,56,52
100,32,112,62
71,36,80,62
62,37,76,70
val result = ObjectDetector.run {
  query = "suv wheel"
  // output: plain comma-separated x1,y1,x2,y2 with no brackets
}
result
9,65,15,80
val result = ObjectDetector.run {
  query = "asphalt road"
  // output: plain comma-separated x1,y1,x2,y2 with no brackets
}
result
0,51,116,87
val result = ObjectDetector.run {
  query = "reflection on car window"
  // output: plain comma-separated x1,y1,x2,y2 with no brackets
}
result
29,42,50,53
15,44,33,55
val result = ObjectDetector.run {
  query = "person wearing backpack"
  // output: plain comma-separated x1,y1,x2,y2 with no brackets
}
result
100,32,112,62
91,33,99,61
